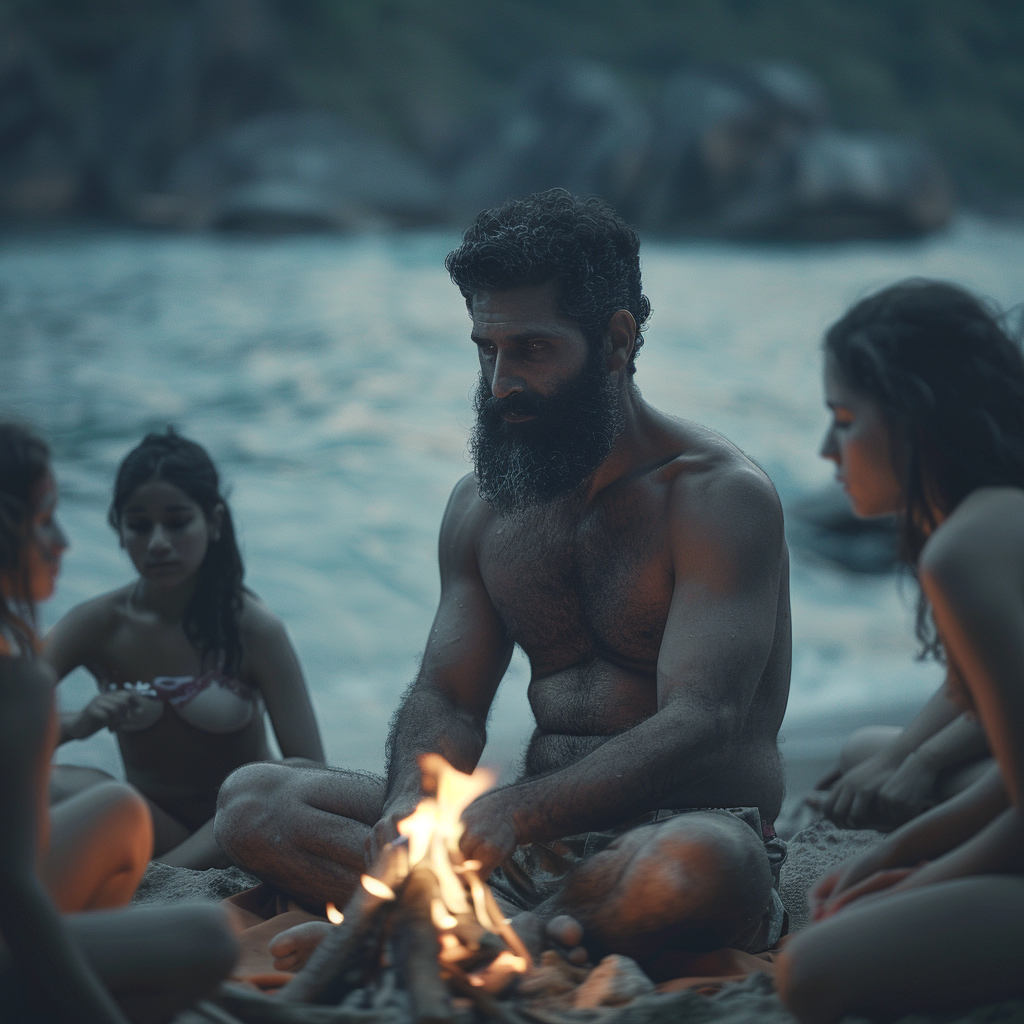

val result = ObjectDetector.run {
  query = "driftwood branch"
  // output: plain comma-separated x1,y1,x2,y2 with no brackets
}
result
391,864,453,1024
281,846,407,1005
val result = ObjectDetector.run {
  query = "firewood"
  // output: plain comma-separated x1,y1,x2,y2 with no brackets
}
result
391,864,453,1024
281,845,407,1005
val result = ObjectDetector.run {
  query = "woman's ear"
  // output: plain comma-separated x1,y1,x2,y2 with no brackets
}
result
209,504,225,543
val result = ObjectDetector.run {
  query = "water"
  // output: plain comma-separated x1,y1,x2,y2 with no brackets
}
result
2,218,1023,782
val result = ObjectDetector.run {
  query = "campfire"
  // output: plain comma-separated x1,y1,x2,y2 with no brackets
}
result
275,755,533,1021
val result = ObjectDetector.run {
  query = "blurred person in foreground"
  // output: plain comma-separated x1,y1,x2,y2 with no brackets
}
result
0,422,237,1023
216,189,792,977
777,282,1024,1022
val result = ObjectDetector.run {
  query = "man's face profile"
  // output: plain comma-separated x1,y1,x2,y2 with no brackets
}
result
469,282,624,516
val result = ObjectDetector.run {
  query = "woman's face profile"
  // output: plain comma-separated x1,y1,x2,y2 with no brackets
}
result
25,468,68,602
820,353,904,518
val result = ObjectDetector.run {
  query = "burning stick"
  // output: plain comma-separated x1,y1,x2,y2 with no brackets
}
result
278,844,407,1005
392,864,453,1024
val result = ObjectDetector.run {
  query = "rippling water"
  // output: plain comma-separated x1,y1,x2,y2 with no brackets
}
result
2,219,1022,781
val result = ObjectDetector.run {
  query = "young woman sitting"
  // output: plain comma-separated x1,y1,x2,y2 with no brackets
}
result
0,421,237,1023
777,281,1024,1021
47,429,325,870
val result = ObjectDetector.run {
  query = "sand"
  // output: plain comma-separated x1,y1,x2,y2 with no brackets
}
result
141,818,1024,1024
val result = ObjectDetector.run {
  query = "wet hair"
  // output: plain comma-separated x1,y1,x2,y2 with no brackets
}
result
445,188,651,374
825,279,1024,659
0,422,50,641
109,429,246,674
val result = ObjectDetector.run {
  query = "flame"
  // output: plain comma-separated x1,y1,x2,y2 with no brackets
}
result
391,756,529,979
361,875,397,900
431,897,458,931
325,902,344,925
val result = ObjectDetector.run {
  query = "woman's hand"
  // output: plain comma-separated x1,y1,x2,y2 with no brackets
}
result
809,748,906,829
814,866,921,919
67,690,142,740
810,843,893,918
872,751,940,826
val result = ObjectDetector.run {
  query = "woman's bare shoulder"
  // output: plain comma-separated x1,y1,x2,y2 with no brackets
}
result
921,487,1024,585
44,585,133,657
238,590,288,646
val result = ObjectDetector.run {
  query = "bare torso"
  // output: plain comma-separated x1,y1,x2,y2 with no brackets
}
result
476,419,790,818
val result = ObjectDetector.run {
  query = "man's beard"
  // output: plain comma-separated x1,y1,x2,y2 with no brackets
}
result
470,350,625,516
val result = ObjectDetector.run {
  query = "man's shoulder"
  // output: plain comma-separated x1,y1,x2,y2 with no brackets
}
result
650,413,779,509
438,473,492,560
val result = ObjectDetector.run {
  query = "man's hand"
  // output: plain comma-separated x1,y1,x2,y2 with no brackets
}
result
459,789,518,879
67,690,143,740
365,791,423,868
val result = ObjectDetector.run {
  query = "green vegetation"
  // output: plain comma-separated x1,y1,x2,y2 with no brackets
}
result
5,0,1023,200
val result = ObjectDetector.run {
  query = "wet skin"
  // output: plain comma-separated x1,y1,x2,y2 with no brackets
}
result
217,281,790,942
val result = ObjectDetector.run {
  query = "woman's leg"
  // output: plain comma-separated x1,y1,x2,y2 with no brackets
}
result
49,763,116,804
777,876,1024,1024
41,780,153,912
66,902,238,1024
154,815,231,869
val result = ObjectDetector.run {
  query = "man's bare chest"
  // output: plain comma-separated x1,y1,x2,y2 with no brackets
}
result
478,500,672,670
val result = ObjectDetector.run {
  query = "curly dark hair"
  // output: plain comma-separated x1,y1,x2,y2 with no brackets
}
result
825,279,1024,660
0,421,50,641
109,429,247,675
445,189,651,374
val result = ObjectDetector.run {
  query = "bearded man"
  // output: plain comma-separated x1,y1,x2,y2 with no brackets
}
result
216,190,791,975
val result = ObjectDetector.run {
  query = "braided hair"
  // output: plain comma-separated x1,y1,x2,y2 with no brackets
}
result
110,429,246,674
825,280,1024,659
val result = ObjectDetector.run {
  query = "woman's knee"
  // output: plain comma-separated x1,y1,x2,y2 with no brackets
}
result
93,781,154,867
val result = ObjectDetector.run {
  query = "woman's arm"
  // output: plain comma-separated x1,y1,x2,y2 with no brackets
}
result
41,597,140,745
816,682,979,827
242,599,325,762
920,487,1024,807
812,761,1008,914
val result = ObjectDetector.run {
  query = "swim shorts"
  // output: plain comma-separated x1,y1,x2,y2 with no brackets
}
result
487,805,787,953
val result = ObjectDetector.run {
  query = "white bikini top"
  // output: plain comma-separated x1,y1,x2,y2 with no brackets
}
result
108,670,261,735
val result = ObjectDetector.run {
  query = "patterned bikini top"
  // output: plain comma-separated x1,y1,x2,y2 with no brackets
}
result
107,670,262,735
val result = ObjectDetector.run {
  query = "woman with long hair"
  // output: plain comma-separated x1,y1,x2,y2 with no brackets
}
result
777,281,1024,1021
47,429,324,869
0,421,236,1023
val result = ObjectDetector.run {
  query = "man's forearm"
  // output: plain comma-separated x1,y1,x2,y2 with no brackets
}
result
499,705,729,844
384,683,488,802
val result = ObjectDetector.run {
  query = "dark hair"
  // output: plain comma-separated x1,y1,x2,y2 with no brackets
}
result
825,279,1024,659
445,189,651,374
0,422,50,640
109,429,246,674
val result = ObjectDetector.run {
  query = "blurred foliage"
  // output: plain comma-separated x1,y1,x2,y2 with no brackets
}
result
3,0,1022,198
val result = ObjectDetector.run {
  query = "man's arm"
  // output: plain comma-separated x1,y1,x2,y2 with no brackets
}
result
460,463,786,872
367,475,514,859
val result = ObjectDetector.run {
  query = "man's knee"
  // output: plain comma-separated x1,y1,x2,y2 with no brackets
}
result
577,813,773,953
215,761,298,858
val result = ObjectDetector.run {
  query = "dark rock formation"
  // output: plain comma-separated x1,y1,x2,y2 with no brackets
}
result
637,62,952,239
448,61,652,222
786,484,899,574
0,28,84,218
94,0,295,222
158,111,445,231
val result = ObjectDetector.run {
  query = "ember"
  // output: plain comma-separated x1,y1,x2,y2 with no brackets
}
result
277,755,531,1021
